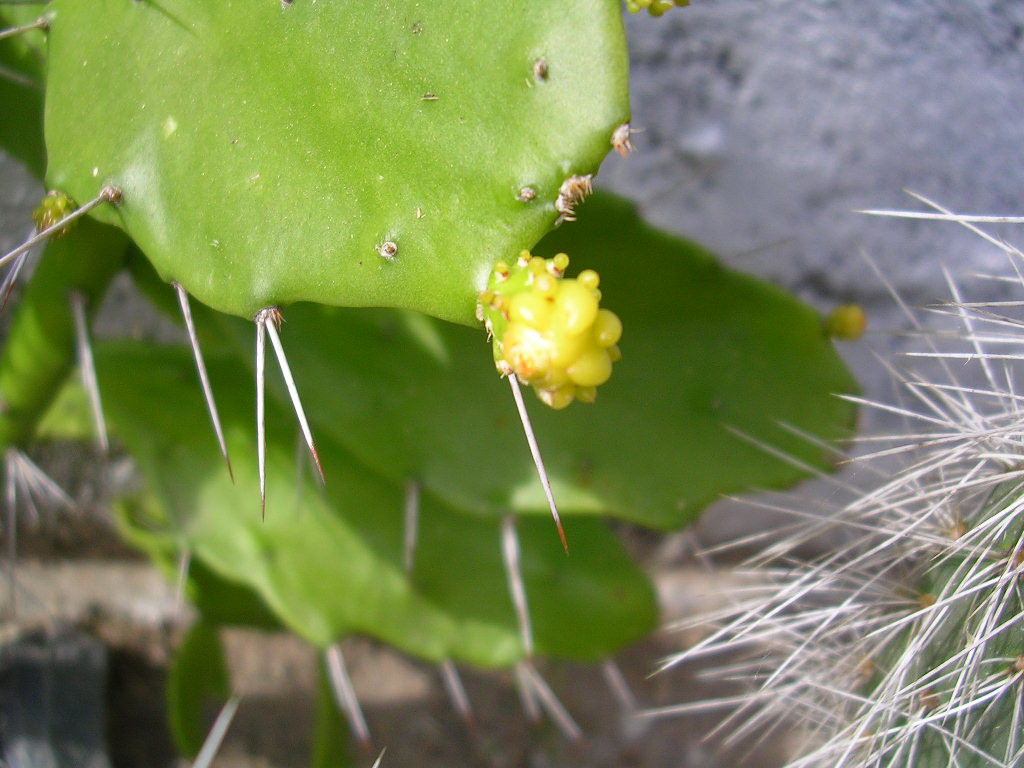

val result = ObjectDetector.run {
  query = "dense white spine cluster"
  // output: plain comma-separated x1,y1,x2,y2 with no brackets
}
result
652,202,1024,768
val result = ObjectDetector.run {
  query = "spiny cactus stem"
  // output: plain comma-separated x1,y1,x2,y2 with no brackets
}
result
0,14,48,42
402,479,420,573
0,448,72,617
192,695,240,768
69,291,108,453
259,309,324,484
518,660,583,741
0,186,121,271
174,283,233,481
439,659,474,728
6,447,76,516
506,374,568,555
325,643,372,750
501,515,534,659
2,448,78,615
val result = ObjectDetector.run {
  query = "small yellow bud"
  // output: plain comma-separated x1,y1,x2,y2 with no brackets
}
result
593,309,623,347
32,190,77,237
509,291,553,328
825,303,867,340
577,269,600,291
555,281,599,335
478,249,622,408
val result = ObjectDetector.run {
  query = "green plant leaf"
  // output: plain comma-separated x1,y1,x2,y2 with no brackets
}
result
95,343,657,667
43,0,628,325
207,192,858,530
166,621,231,760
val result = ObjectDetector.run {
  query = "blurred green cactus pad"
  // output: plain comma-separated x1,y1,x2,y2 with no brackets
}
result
98,344,657,666
198,192,859,530
42,0,629,324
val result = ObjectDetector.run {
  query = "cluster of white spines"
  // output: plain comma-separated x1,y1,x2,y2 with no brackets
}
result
652,202,1024,768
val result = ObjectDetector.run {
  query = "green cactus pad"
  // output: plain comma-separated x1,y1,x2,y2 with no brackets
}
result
97,343,657,666
199,192,858,530
42,0,628,325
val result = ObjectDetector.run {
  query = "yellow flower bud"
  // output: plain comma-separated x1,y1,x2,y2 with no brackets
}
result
478,250,622,408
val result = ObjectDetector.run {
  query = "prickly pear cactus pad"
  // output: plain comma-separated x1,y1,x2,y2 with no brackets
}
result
193,192,858,529
97,344,657,666
41,0,629,324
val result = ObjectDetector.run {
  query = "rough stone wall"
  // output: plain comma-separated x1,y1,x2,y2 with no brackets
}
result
601,0,1024,432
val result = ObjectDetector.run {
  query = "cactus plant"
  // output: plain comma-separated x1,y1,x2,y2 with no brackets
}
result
656,206,1024,768
39,0,628,325
1,0,860,760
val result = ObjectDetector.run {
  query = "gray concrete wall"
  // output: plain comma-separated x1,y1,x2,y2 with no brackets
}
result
601,0,1024,433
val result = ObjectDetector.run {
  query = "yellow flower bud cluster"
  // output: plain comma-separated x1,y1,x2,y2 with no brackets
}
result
32,190,77,237
478,251,622,409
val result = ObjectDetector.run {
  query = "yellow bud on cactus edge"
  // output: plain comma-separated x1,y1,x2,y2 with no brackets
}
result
32,191,77,237
478,251,622,409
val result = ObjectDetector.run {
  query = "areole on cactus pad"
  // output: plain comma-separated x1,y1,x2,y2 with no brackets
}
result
41,0,630,325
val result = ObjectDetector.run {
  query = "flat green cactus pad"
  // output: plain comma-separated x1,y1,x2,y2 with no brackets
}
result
101,344,657,666
201,192,858,530
42,0,628,324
